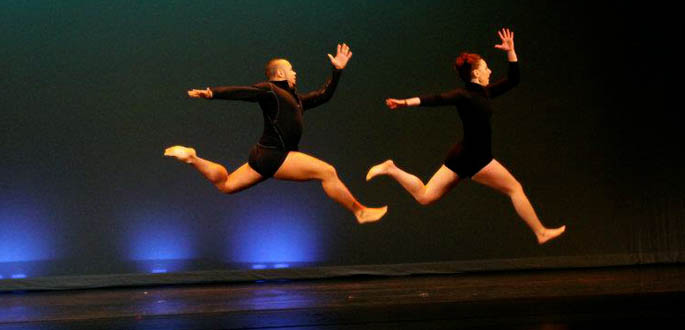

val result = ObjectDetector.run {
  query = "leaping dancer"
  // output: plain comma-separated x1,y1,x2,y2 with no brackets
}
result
367,29,565,243
165,43,388,223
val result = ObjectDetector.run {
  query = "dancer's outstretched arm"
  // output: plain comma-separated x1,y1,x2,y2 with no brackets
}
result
301,43,353,110
489,28,520,98
386,89,466,110
386,28,519,108
188,85,268,102
385,97,421,109
385,82,467,109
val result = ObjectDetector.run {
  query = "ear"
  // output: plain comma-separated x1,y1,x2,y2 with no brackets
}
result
275,67,286,79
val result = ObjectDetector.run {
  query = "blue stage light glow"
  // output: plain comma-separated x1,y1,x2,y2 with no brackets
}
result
10,274,27,279
251,264,267,270
124,209,196,261
0,305,39,323
0,198,56,263
136,259,189,274
227,207,321,264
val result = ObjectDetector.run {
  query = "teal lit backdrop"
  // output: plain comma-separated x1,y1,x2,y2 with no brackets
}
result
1,1,683,288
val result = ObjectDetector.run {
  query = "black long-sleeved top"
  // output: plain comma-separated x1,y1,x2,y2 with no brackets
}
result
419,62,520,157
210,69,342,150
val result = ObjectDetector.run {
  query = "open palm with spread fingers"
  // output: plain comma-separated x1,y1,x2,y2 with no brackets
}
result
494,28,515,52
327,43,353,70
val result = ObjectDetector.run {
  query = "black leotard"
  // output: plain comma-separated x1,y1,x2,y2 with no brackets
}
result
419,61,519,178
210,68,342,177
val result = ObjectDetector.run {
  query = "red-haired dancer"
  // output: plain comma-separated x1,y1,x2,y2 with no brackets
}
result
367,29,565,243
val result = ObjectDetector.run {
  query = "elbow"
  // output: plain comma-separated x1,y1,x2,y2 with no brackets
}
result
510,75,521,87
511,70,521,86
319,92,334,104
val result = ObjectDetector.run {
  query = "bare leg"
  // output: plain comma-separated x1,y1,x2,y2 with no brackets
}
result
367,160,460,205
472,159,566,244
274,151,387,224
164,145,264,193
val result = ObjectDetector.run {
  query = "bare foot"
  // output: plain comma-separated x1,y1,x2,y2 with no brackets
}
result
537,225,566,244
164,146,197,164
366,160,395,181
355,206,388,224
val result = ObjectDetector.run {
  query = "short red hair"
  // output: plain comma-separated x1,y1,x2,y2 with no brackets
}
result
454,52,482,82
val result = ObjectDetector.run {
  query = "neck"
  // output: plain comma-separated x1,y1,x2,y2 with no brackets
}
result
270,79,294,90
470,78,485,86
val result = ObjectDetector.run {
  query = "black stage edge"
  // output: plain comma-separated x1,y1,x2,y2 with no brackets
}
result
1,264,684,329
2,252,684,291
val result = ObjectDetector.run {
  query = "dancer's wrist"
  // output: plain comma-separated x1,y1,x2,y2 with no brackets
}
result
507,50,518,62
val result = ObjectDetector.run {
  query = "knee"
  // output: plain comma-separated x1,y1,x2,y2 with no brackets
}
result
321,164,338,180
416,192,436,206
506,180,524,196
417,197,435,206
216,182,237,195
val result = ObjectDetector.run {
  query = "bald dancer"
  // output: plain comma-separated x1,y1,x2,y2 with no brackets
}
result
165,44,387,223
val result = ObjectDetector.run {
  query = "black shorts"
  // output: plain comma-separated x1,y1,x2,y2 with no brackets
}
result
444,142,493,178
248,145,290,178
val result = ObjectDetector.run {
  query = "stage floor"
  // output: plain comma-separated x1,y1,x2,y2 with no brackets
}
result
1,264,684,329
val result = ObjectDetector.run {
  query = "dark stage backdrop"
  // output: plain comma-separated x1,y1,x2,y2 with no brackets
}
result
1,1,683,288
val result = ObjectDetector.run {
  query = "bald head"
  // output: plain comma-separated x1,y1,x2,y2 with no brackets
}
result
265,58,289,79
265,58,297,87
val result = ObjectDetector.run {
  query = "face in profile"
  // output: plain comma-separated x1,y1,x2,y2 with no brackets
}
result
472,59,492,86
277,60,297,88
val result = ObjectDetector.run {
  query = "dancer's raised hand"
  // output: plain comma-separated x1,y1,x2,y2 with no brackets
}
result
327,43,353,70
494,28,515,52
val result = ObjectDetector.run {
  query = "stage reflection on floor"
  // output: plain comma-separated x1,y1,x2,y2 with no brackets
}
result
1,265,684,329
